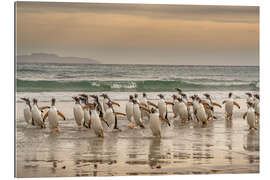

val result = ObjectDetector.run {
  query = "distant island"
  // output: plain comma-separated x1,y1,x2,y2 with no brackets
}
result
16,53,100,64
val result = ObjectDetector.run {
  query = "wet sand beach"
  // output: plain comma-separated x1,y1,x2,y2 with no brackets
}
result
15,98,259,177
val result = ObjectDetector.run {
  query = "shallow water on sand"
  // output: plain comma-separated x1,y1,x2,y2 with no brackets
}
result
15,100,259,177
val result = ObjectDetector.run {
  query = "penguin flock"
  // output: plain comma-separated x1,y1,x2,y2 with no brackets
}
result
20,89,260,138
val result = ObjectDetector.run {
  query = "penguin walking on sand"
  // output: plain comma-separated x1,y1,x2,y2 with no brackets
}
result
174,97,188,123
103,101,125,130
140,107,170,138
126,95,135,128
31,98,49,128
79,94,91,128
243,102,257,130
253,94,260,123
140,93,150,121
20,97,33,125
43,98,65,132
202,93,222,121
132,99,146,128
72,96,84,129
222,92,240,120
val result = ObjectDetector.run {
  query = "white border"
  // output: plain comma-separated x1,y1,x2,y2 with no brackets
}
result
1,0,269,180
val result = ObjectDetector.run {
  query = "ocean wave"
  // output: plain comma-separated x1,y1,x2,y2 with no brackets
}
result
16,79,259,92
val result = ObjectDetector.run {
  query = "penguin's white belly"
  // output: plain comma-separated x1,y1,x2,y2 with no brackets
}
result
197,107,207,122
32,106,43,126
73,105,83,126
91,113,103,136
83,109,91,124
158,102,166,118
48,108,58,129
23,106,32,124
149,113,161,137
133,106,143,126
126,103,133,122
247,111,256,127
178,103,188,120
103,99,109,112
104,109,114,126
225,101,233,114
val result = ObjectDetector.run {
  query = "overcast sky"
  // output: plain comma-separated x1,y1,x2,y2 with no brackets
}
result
16,2,259,65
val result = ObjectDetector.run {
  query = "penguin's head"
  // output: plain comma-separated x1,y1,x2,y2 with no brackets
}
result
20,97,30,105
150,108,157,113
106,101,113,108
203,93,211,99
189,95,195,101
177,97,183,102
51,98,56,106
181,93,188,100
174,88,182,94
253,94,259,100
72,96,80,103
100,93,108,99
172,94,177,100
129,95,134,100
246,101,255,108
245,92,252,97
79,94,88,99
32,98,38,104
132,99,138,104
142,92,147,98
134,93,138,98
157,94,164,99
228,92,232,98
79,97,86,104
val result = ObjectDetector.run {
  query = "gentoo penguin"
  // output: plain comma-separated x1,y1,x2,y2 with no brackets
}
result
100,93,120,113
222,92,240,120
31,98,48,128
103,101,125,130
72,96,84,129
89,102,105,138
157,94,170,120
174,88,183,96
253,94,260,122
246,92,253,104
79,94,91,128
180,93,192,121
140,107,170,138
189,95,199,122
202,93,222,121
126,95,135,128
89,95,104,118
20,97,33,125
43,98,65,132
140,92,150,121
134,93,140,103
188,97,209,127
243,102,257,130
132,99,146,128
174,97,188,123
171,95,178,118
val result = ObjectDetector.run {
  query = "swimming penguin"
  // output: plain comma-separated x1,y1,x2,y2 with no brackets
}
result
140,107,170,138
43,98,65,132
79,94,91,128
72,96,84,129
126,95,135,128
222,92,241,120
175,97,188,123
132,99,146,128
20,97,33,125
31,98,49,128
243,102,257,130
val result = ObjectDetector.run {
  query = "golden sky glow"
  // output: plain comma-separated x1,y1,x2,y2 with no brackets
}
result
16,2,259,65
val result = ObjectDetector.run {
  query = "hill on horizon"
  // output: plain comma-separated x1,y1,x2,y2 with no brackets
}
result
17,53,100,64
